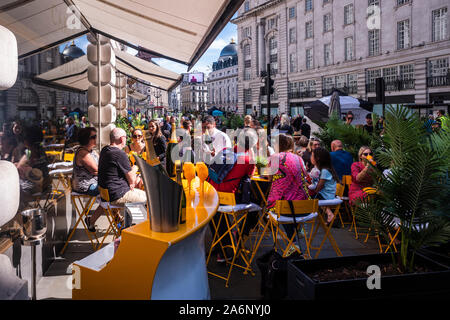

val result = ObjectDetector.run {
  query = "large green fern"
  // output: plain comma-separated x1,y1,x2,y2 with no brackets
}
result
355,106,450,272
313,113,382,161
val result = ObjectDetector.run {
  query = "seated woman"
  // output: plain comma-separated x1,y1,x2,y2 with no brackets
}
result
71,127,102,232
146,120,167,166
124,128,146,156
267,134,309,254
16,126,51,207
308,147,339,224
349,146,375,206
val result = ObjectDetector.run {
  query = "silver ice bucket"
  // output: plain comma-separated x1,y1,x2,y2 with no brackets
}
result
135,157,182,233
20,209,47,240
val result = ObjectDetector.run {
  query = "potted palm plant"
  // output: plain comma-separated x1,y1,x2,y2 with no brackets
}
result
287,106,450,300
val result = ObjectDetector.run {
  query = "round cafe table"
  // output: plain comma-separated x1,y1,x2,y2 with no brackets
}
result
72,177,219,300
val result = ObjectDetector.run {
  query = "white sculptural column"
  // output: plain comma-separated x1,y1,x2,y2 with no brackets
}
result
87,34,117,148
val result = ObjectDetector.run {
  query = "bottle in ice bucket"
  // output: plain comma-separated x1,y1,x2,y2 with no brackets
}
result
143,129,169,176
175,161,186,224
166,124,178,177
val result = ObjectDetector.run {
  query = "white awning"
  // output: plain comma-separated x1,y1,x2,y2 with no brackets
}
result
1,0,243,67
34,49,181,91
128,91,147,101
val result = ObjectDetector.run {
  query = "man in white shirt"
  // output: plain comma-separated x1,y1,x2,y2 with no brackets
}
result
203,115,232,157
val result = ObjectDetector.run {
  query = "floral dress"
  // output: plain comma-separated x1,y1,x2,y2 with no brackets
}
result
267,152,309,211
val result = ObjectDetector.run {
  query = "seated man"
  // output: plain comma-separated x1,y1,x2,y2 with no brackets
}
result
208,129,259,262
98,128,146,207
330,140,353,182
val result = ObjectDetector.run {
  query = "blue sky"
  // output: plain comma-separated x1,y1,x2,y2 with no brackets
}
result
59,21,237,76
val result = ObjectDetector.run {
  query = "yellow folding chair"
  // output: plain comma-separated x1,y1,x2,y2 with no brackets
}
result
97,186,123,250
63,152,75,162
269,199,319,259
206,192,257,287
342,175,361,239
60,191,100,255
308,184,344,258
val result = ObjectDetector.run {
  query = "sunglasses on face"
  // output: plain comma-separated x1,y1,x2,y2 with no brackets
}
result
363,152,373,156
132,134,143,138
89,135,97,140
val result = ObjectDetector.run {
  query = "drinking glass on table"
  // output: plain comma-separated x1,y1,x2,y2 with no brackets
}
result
183,162,196,196
195,162,208,194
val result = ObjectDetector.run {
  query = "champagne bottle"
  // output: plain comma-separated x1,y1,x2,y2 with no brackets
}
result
143,130,169,176
175,161,186,224
166,124,178,177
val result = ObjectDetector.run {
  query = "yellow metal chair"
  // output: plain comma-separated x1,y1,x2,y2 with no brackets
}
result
308,184,344,258
206,192,257,287
361,187,400,253
342,175,360,239
269,199,319,259
60,191,100,255
63,152,75,162
97,186,123,250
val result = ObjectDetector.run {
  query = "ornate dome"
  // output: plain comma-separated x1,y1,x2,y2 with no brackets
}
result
62,41,85,62
219,39,237,59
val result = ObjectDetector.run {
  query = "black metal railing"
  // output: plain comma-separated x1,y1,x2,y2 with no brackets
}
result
427,75,450,87
366,78,415,92
288,90,317,99
322,86,358,96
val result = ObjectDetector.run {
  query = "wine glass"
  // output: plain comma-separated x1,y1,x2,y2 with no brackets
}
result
196,162,208,195
183,162,196,196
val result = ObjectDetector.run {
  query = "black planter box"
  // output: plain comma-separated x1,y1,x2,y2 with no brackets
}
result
287,253,450,300
419,243,450,268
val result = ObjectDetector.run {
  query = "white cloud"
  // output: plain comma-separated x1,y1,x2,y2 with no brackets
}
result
209,39,228,50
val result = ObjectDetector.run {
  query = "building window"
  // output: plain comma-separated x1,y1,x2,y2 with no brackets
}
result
289,6,296,19
244,1,250,12
323,13,332,32
432,8,448,42
400,64,414,81
269,37,277,51
244,68,251,81
244,60,251,68
368,0,380,16
397,19,410,49
243,44,251,58
345,37,354,61
344,4,354,25
306,48,313,70
305,0,313,12
289,27,296,44
289,53,297,73
428,58,450,87
397,0,410,6
305,21,313,39
268,17,278,30
242,26,251,39
369,29,380,56
323,0,331,4
324,43,332,66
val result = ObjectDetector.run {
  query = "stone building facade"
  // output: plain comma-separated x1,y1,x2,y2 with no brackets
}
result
0,44,88,125
232,0,450,117
180,73,208,112
207,40,239,112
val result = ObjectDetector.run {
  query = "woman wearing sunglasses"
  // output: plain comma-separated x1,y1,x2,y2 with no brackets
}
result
72,127,103,232
349,146,375,206
124,128,146,155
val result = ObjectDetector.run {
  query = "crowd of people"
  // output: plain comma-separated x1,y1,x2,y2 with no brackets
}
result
0,107,447,258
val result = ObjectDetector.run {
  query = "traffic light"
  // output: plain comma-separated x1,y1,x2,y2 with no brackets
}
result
376,77,385,103
260,85,266,96
267,77,275,95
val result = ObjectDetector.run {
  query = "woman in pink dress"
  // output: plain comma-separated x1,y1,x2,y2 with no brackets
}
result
349,146,375,205
267,135,309,211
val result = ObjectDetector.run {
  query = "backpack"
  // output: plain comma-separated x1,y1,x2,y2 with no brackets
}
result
207,148,237,184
